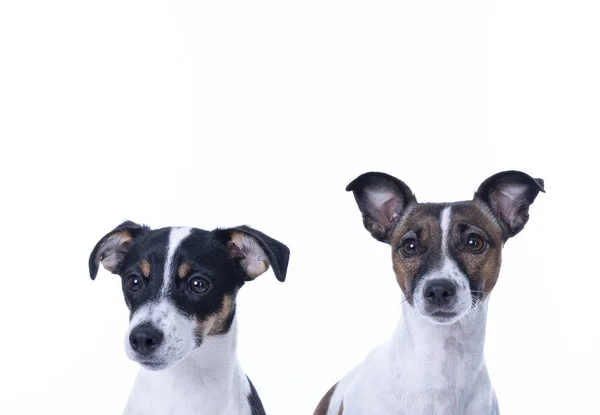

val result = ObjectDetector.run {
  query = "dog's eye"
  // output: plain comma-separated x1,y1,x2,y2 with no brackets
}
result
466,234,486,253
188,277,210,294
400,239,419,257
126,274,144,292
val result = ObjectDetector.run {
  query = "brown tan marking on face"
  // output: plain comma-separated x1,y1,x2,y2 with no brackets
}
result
194,295,235,339
178,262,191,279
208,295,233,335
140,260,150,278
389,205,444,301
450,202,505,297
196,314,216,340
314,383,338,415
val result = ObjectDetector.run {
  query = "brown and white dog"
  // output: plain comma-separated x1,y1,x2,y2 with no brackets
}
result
315,170,544,415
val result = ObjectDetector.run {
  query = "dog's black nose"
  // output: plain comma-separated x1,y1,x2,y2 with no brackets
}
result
129,324,164,356
424,279,456,306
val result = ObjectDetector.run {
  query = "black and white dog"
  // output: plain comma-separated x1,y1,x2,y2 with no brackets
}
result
89,221,290,415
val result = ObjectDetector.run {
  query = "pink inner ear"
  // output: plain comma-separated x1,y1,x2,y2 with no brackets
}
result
228,242,245,260
496,184,528,220
382,197,400,223
366,188,402,225
228,233,270,279
98,231,133,272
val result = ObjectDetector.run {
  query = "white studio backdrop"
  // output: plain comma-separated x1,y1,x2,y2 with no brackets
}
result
0,1,598,414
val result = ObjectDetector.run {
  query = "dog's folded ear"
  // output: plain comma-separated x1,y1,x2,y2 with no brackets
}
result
217,226,290,282
346,172,417,243
475,170,545,240
89,221,148,280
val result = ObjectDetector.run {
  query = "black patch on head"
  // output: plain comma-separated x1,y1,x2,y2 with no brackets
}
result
90,225,245,330
89,223,290,340
246,376,266,415
117,228,171,314
119,228,244,328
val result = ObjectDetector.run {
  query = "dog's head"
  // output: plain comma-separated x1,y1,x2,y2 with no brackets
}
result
89,223,289,370
346,170,544,325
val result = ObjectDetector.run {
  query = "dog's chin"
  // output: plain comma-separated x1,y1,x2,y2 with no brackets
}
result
424,311,463,325
126,350,193,372
138,360,171,371
413,294,473,325
124,336,197,371
132,353,192,371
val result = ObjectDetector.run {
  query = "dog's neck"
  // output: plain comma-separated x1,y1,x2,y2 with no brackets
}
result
399,298,488,353
180,318,239,374
388,297,489,384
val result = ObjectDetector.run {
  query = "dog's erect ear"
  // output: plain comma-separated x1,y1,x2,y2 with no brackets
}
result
88,221,148,280
475,170,545,239
346,172,416,243
217,226,290,282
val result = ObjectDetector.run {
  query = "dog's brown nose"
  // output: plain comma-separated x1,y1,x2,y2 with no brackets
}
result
129,324,164,356
424,279,456,307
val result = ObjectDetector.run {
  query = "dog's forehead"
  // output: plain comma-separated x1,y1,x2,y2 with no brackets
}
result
394,200,500,238
132,227,216,254
449,201,502,235
404,203,447,222
121,228,232,278
391,203,447,243
179,228,224,253
177,229,234,268
139,227,171,248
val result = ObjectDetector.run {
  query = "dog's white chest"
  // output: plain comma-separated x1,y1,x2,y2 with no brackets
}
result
345,343,480,414
335,307,498,415
125,396,249,415
395,338,484,414
124,365,253,415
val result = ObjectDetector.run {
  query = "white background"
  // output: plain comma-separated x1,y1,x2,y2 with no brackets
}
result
1,1,598,414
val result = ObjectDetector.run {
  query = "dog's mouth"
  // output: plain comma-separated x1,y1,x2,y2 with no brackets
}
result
431,311,457,318
431,311,458,319
426,310,460,325
137,360,170,371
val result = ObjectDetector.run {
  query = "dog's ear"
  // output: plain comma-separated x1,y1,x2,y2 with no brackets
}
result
475,170,545,240
88,221,148,280
217,226,290,282
346,172,416,243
